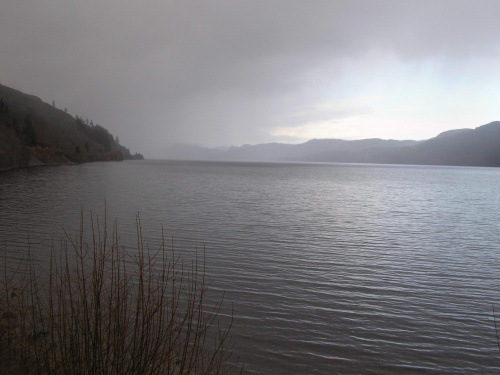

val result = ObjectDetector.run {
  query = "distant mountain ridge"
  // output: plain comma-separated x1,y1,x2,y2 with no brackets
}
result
164,122,500,167
0,83,143,170
2,82,497,169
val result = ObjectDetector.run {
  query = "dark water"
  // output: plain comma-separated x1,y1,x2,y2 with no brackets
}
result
1,160,500,374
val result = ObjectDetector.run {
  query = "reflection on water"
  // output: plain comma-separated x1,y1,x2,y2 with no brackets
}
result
1,160,500,374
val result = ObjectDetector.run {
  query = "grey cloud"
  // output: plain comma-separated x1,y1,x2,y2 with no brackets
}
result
1,1,499,157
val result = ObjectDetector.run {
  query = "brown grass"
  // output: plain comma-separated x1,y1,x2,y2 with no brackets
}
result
1,210,241,374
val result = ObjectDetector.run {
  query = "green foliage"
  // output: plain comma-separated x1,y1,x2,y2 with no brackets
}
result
0,97,9,116
131,152,145,160
0,83,144,169
76,116,112,152
22,114,37,147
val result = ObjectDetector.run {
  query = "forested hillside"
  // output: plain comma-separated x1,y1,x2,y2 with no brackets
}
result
0,83,143,170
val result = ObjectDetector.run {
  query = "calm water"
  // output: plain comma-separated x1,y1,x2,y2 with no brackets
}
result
1,160,500,374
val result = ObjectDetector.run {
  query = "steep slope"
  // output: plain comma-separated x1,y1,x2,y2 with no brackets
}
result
0,84,143,170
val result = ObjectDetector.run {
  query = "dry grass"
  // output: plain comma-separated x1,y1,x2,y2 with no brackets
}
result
1,210,240,374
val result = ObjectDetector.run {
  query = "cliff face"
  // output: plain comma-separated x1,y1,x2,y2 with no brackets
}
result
0,84,143,170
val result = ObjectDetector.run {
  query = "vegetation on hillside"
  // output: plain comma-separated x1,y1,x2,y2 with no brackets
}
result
0,84,143,170
0,211,240,374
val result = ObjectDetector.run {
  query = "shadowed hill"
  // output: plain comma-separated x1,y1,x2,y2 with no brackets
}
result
224,138,419,162
0,83,143,170
163,122,500,167
302,123,500,166
161,138,420,162
380,122,500,167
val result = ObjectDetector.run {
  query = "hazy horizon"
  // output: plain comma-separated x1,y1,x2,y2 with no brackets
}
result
1,1,499,158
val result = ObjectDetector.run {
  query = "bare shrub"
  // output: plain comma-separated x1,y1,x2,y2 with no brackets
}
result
1,211,240,374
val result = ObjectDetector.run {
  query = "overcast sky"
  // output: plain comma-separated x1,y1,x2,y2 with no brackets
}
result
1,1,499,157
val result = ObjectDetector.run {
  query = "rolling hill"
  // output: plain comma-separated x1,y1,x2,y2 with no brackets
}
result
164,122,500,167
0,83,143,170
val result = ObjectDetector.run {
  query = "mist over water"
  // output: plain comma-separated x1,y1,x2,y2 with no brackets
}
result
1,160,500,374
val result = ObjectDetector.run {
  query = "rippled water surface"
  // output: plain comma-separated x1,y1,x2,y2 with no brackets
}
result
1,160,500,374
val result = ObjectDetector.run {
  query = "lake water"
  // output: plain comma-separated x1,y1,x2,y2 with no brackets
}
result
1,160,500,374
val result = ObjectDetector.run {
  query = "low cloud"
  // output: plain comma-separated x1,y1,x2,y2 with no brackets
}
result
1,1,499,157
